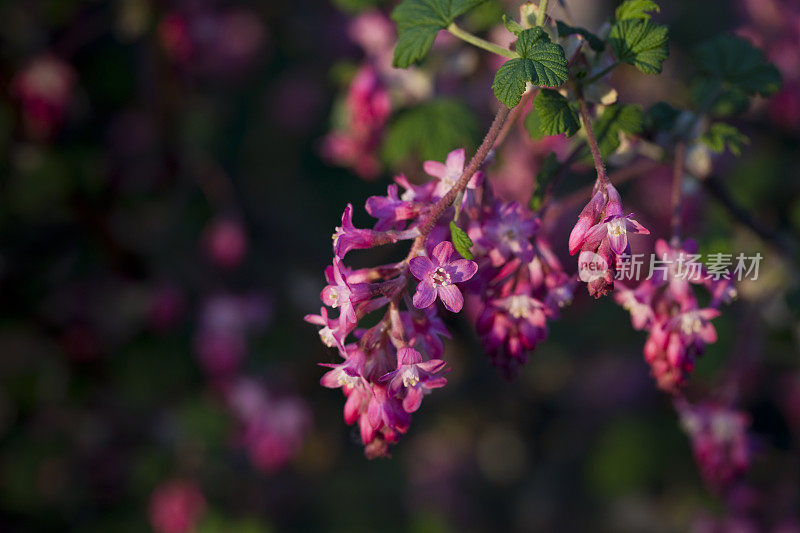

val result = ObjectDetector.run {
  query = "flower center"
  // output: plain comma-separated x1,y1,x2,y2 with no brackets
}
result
402,367,420,388
507,295,532,319
328,287,340,308
680,313,703,335
608,218,627,237
431,267,451,287
337,372,359,388
319,327,336,347
332,226,343,244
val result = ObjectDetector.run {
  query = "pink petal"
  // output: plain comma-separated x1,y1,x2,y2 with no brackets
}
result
402,387,423,413
409,255,435,280
422,160,447,179
445,148,466,172
431,241,454,266
417,359,446,373
437,284,464,313
412,280,437,309
446,259,478,283
608,228,628,255
398,347,423,365
625,215,650,235
568,216,593,255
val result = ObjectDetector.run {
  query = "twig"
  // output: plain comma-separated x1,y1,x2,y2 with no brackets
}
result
406,106,511,259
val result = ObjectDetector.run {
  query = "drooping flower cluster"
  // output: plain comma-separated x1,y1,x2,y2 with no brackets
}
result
569,182,650,298
677,398,752,493
310,148,579,454
462,181,575,379
614,239,736,392
308,153,486,456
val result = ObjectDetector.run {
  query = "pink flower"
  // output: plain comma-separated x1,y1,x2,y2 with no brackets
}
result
321,257,373,326
148,480,206,533
333,203,419,258
381,347,448,413
409,241,478,312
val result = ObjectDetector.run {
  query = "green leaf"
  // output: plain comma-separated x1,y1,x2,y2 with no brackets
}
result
556,21,605,51
502,14,523,36
609,19,669,74
530,152,559,210
615,0,660,21
450,221,474,260
392,0,486,68
524,105,543,139
533,89,581,137
644,101,680,132
691,79,750,116
491,27,569,107
593,104,643,157
382,99,479,167
700,123,750,156
694,35,781,96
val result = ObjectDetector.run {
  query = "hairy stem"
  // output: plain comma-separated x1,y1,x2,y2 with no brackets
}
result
406,105,511,259
670,141,686,244
495,89,535,147
447,23,518,59
536,0,549,26
577,95,609,191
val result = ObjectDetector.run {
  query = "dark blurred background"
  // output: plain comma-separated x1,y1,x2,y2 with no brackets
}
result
0,0,798,531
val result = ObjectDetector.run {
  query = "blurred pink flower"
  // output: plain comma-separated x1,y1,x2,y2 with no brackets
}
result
148,480,206,533
11,55,75,141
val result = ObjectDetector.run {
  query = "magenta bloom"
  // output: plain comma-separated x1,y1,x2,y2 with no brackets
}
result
333,203,418,258
423,148,465,198
409,241,478,312
381,347,447,413
320,257,372,326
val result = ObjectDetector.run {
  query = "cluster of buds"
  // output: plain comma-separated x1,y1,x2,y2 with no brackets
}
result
569,182,650,298
614,239,736,392
677,398,752,494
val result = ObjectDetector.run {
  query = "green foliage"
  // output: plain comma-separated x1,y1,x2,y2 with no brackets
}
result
701,123,750,156
502,14,523,36
491,27,568,107
530,152,559,210
332,0,387,14
593,104,643,157
644,101,680,133
609,19,669,74
615,0,660,21
533,89,581,137
392,0,486,67
694,35,781,97
382,99,479,166
555,21,605,51
449,221,474,259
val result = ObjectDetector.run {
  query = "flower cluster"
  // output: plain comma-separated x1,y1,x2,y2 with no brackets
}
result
615,239,736,393
465,185,575,380
677,398,752,493
308,153,483,456
310,147,580,452
569,182,650,298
